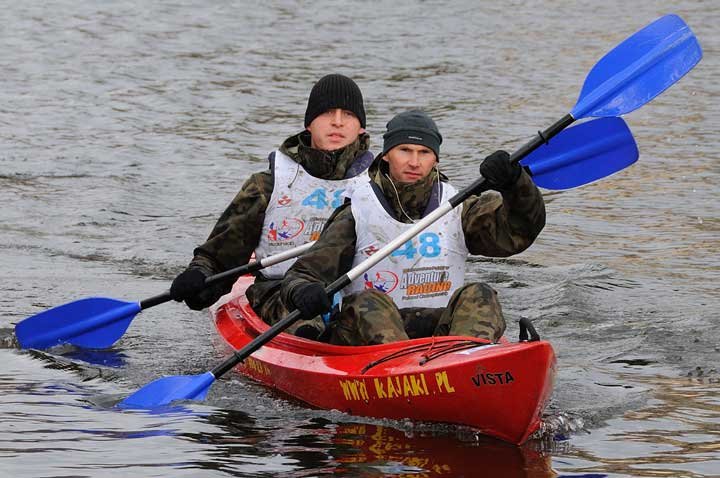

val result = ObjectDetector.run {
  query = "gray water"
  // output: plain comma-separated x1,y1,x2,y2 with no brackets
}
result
1,1,719,477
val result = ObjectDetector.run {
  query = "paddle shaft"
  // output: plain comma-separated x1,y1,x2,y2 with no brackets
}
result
123,115,618,407
210,113,576,378
139,241,316,310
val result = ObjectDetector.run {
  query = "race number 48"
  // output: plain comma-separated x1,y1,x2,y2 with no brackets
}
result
391,233,441,259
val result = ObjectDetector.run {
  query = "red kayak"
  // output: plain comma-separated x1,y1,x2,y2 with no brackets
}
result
213,276,556,444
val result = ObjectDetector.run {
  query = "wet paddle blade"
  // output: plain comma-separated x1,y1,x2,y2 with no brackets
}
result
118,372,215,409
572,14,702,119
14,243,316,351
15,297,140,350
521,117,638,190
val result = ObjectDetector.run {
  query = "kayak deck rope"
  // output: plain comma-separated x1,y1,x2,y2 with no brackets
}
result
360,338,491,374
418,338,491,365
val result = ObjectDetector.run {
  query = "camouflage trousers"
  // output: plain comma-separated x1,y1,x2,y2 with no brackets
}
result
329,282,506,346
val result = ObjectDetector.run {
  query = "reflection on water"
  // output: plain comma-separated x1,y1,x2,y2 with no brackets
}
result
173,410,559,478
2,347,720,477
557,374,720,477
330,423,556,478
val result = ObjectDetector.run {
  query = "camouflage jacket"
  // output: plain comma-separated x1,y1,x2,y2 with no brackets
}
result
280,157,546,305
187,131,372,279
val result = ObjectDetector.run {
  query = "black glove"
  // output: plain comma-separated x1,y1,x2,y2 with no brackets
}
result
170,268,221,311
479,150,522,192
289,282,332,318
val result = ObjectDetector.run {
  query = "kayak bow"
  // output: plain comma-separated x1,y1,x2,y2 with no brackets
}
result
213,277,556,445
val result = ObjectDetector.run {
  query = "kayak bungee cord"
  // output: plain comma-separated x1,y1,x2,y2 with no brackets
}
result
358,338,491,374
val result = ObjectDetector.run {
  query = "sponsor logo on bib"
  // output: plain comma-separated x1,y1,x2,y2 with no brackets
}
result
267,218,304,242
363,271,399,294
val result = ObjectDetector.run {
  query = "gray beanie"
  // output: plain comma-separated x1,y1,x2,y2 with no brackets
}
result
382,110,442,159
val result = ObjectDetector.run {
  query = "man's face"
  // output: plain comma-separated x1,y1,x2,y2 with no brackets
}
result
384,144,438,183
307,108,364,151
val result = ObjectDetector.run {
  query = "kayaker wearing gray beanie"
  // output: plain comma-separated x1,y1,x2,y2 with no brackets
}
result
382,109,443,159
281,109,546,345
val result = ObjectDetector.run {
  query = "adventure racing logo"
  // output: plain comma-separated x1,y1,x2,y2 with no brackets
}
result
401,266,452,299
364,267,452,300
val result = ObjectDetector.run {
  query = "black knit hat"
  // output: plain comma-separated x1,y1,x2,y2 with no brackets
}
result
304,74,366,128
382,110,442,159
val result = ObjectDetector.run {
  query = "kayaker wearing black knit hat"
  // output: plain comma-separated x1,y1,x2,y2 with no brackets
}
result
170,74,374,333
280,110,546,345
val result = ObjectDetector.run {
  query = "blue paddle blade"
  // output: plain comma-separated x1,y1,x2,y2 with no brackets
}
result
521,117,638,190
572,14,702,119
117,372,215,409
15,297,140,350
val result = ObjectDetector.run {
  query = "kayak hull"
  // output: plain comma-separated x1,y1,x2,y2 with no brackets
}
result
213,277,556,444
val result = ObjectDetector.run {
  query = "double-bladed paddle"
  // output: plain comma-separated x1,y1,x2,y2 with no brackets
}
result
15,117,630,352
14,241,316,350
118,14,701,409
